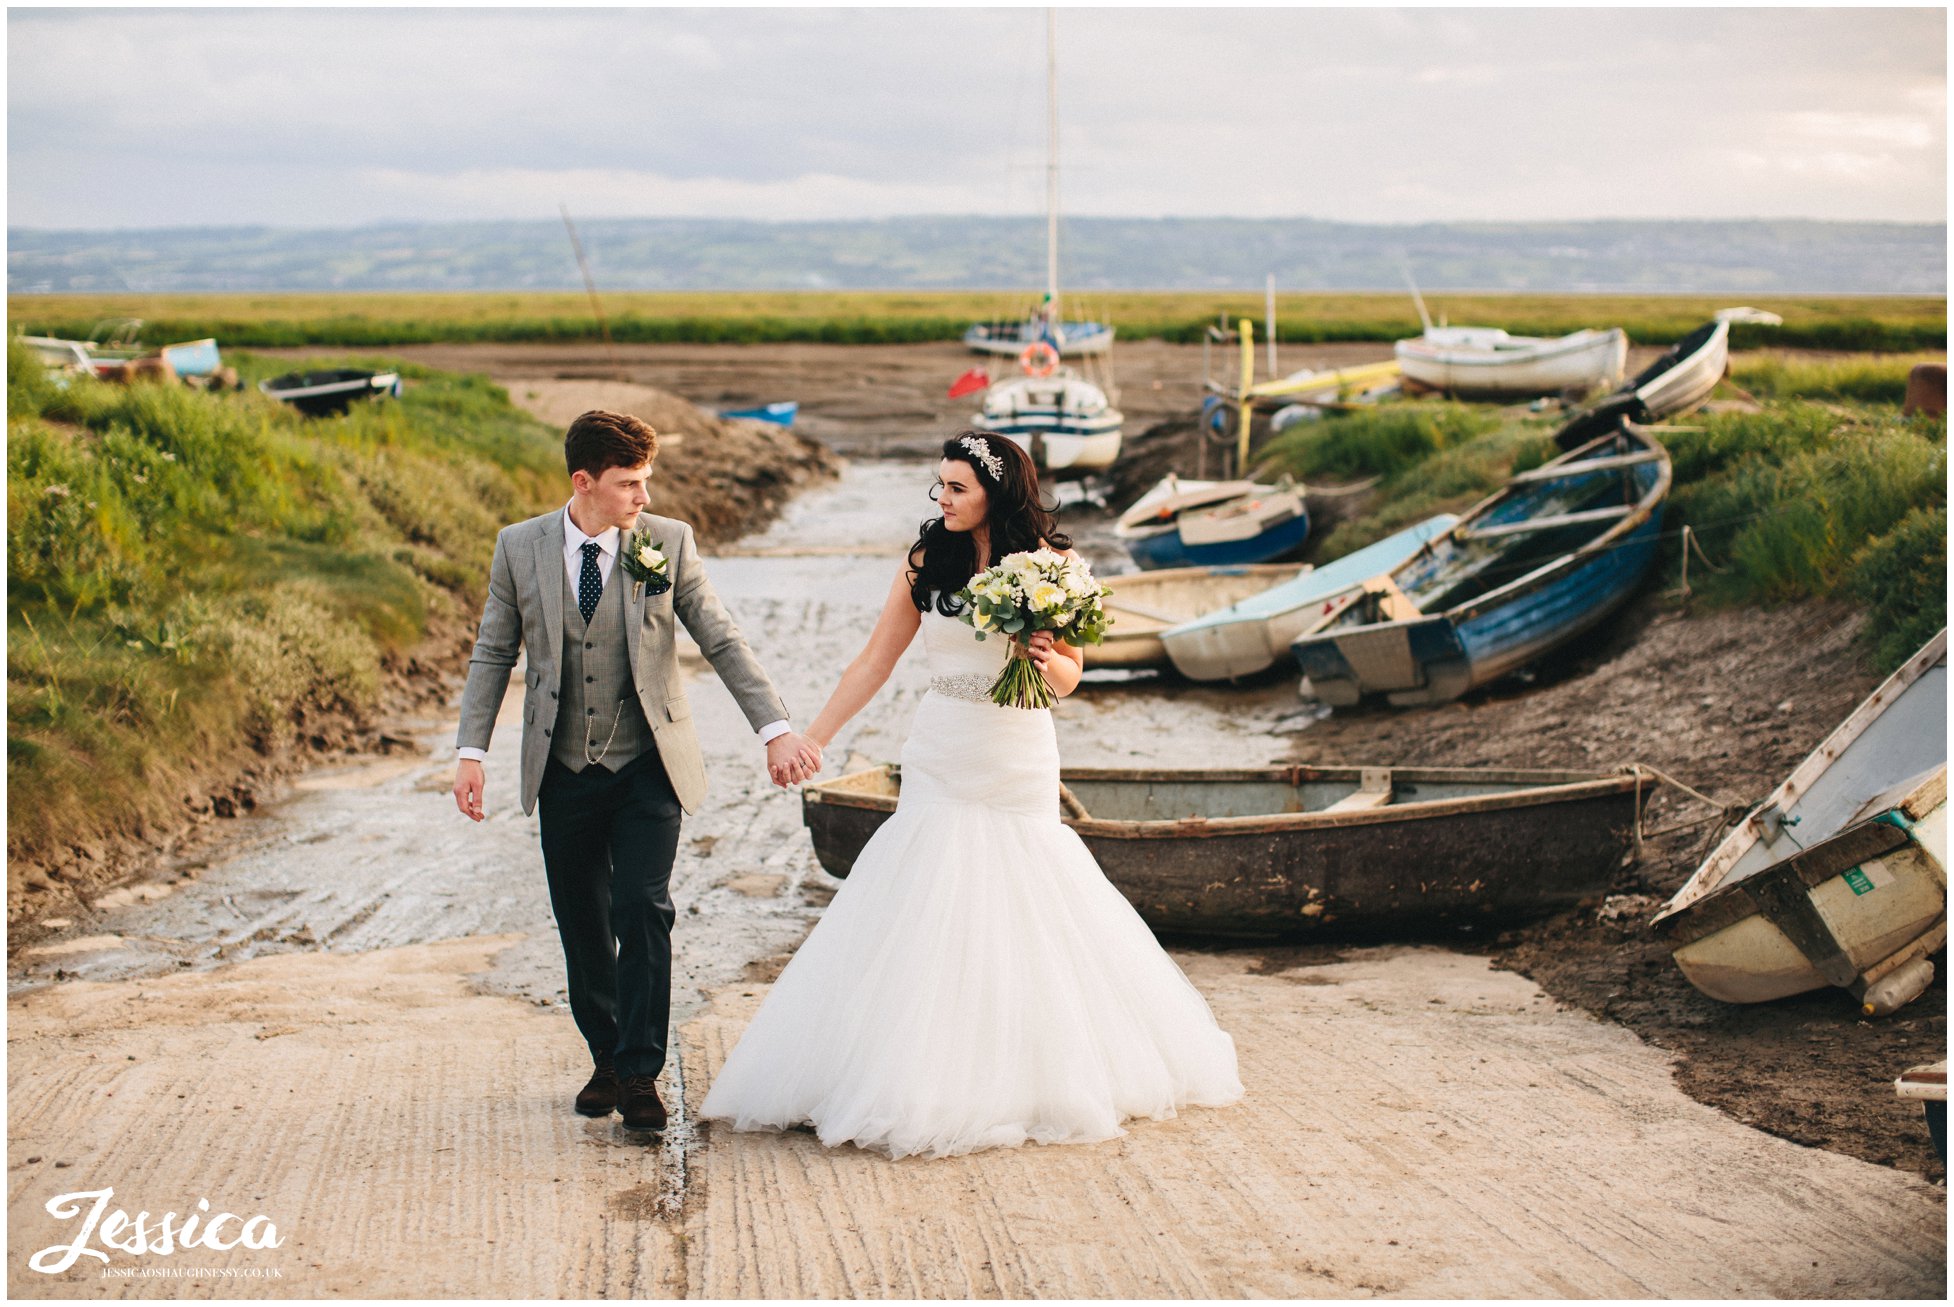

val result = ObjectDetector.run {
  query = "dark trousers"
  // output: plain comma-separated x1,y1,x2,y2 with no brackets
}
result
537,747,683,1081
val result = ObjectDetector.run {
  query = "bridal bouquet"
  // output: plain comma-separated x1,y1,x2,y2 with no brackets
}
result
954,548,1111,709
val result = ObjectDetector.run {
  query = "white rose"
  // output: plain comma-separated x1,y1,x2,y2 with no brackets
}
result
1028,580,1066,612
638,544,665,570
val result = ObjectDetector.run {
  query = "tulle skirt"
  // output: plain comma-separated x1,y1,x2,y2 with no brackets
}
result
697,691,1244,1160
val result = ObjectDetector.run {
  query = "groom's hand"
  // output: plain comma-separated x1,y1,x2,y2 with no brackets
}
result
453,759,486,821
766,731,822,788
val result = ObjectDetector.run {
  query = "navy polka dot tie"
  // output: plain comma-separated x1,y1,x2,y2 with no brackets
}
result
577,541,603,623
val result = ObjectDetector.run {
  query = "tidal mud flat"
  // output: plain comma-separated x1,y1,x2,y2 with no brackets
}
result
8,450,1945,1298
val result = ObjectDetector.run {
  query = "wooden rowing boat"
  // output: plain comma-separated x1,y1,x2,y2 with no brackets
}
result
1290,417,1669,706
1113,474,1310,571
1095,564,1306,669
802,763,1654,939
1396,326,1628,399
1160,514,1458,681
1651,630,1947,1016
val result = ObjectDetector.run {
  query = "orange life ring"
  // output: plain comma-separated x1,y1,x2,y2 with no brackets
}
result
1018,340,1060,378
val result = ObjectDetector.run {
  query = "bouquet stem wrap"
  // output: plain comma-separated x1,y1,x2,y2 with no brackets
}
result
954,548,1112,710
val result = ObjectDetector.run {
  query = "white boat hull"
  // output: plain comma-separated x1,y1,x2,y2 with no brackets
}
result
1653,630,1949,1014
978,372,1122,474
1396,328,1628,398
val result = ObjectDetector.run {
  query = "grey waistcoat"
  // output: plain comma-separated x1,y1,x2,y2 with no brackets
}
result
551,565,653,772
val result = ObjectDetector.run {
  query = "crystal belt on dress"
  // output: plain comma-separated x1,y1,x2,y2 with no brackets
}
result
928,673,999,704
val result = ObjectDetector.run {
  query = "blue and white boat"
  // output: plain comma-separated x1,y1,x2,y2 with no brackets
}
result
160,338,221,377
1160,514,1460,681
1290,418,1671,706
1113,474,1311,571
719,400,798,426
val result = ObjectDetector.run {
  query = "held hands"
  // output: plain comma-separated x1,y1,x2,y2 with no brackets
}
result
767,730,823,788
452,759,486,822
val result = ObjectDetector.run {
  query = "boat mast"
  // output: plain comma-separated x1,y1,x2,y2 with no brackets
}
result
1044,7,1059,326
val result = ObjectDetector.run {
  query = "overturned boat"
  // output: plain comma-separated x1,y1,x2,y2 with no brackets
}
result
1113,474,1309,571
803,763,1655,939
259,368,402,416
1552,307,1784,449
1290,417,1670,706
1650,630,1947,1017
1094,563,1307,670
1160,515,1458,681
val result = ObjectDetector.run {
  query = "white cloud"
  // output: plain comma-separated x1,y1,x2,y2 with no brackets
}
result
7,6,1946,228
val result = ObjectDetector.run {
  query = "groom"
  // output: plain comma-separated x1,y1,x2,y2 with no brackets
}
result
451,409,821,1131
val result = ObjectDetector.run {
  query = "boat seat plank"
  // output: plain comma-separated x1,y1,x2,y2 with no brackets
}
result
1322,769,1394,813
1457,504,1634,541
1363,576,1423,623
1508,450,1665,483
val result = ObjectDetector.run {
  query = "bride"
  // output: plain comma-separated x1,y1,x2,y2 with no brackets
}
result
698,431,1244,1159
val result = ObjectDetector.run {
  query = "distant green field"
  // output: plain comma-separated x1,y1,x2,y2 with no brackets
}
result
9,290,1945,352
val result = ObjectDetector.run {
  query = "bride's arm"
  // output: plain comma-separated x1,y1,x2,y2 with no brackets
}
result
804,566,924,750
1019,544,1089,697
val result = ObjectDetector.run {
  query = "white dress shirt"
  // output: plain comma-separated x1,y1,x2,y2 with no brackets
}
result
457,502,790,762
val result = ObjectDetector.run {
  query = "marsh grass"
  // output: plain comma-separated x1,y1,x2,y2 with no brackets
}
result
1253,405,1559,558
6,340,563,869
10,290,1945,351
1729,350,1948,405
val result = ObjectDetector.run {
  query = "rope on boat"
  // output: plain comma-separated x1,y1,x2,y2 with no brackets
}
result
1612,762,1754,857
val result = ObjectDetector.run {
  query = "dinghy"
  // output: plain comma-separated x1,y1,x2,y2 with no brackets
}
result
259,369,402,416
1160,515,1458,681
1650,630,1947,1017
978,371,1123,476
1113,474,1309,571
1396,326,1628,399
1289,417,1670,706
803,763,1655,939
1552,307,1784,450
719,400,798,426
1093,564,1306,669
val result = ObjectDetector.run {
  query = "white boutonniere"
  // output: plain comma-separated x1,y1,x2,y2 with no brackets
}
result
619,528,671,595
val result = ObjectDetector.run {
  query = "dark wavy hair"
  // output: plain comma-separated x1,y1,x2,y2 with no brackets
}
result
909,430,1072,616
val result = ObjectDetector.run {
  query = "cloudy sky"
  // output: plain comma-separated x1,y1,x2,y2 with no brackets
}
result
8,6,1946,230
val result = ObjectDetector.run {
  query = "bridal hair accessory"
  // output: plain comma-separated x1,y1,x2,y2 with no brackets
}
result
959,434,1006,483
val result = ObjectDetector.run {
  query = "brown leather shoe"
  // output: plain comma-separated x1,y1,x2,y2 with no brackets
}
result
618,1074,667,1131
575,1054,618,1117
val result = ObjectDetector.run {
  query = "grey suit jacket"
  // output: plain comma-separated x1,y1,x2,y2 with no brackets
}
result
455,509,787,815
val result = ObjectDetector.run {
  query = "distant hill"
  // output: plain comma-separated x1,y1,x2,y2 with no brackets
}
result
8,216,1944,295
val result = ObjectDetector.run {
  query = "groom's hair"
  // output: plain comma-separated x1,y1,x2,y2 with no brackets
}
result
565,410,658,478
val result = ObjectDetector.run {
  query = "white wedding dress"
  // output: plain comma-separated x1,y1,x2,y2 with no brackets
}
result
698,607,1244,1160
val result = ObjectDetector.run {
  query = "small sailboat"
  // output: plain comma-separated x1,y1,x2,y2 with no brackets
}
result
1092,564,1307,669
1289,416,1670,706
1113,474,1309,571
972,11,1121,478
1650,630,1947,1017
963,296,1114,358
1160,515,1459,681
803,762,1656,939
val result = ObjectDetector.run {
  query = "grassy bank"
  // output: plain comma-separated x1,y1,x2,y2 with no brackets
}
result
11,290,1945,352
1252,358,1946,672
7,342,564,883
